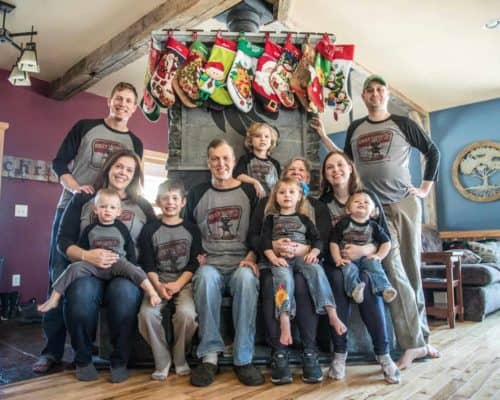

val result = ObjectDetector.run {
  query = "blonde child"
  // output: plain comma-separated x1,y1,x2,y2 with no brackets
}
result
330,191,397,304
261,177,347,347
137,180,203,380
37,188,160,313
234,122,281,198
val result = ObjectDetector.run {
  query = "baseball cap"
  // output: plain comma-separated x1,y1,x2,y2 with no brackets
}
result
363,75,387,90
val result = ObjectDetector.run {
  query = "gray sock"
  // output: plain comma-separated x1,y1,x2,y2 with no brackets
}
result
202,352,218,366
110,365,128,383
76,363,99,381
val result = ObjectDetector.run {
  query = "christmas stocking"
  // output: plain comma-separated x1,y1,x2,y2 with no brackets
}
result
149,36,189,108
140,38,162,122
269,34,301,109
252,36,283,114
198,33,237,106
173,39,209,108
290,38,316,111
227,35,263,113
325,44,355,120
307,34,335,113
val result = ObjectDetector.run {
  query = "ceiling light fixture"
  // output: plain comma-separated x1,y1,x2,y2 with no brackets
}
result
0,0,39,86
484,18,500,29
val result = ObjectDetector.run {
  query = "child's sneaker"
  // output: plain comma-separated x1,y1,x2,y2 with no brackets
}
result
302,350,323,383
328,352,347,380
382,288,398,303
270,351,292,385
352,282,366,303
376,354,401,384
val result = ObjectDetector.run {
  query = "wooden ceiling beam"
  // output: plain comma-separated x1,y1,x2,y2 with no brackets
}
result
48,0,241,100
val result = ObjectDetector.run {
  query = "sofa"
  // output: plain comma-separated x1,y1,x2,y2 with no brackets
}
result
420,225,500,322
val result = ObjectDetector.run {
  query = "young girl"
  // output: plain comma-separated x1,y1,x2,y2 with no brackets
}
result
234,122,281,198
261,177,347,347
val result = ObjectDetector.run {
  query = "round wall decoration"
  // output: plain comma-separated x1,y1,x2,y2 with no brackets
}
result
452,140,500,202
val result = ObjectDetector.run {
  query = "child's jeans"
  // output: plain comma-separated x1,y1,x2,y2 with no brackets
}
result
342,256,392,297
267,257,336,319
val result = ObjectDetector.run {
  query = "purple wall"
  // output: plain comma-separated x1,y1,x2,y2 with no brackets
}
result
0,69,167,303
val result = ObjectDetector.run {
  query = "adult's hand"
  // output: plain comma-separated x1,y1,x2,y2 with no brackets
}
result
74,184,95,195
156,283,170,300
239,258,260,277
273,238,298,257
84,249,119,269
341,243,376,260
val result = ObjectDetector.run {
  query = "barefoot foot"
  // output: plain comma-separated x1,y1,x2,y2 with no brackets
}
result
396,346,427,370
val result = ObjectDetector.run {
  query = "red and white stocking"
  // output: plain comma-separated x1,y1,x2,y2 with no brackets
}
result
149,36,189,108
252,35,283,114
325,44,355,120
270,34,301,109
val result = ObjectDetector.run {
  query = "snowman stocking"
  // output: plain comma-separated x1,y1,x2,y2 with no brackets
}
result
252,36,283,114
270,34,301,109
140,38,162,122
198,33,237,106
173,39,209,108
290,38,316,111
325,44,355,120
149,36,189,108
227,35,263,113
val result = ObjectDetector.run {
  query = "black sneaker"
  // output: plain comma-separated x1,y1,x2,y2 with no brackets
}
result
302,350,323,383
271,351,293,385
234,363,265,386
190,362,218,387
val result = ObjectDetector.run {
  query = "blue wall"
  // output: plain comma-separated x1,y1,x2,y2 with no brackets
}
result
430,98,500,231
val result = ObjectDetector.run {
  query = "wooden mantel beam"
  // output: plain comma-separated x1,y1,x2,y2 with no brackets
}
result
48,0,241,100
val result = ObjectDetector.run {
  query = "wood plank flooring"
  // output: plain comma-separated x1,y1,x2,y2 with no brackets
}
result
1,312,499,400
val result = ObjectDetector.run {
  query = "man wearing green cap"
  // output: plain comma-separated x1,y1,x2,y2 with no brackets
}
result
312,74,441,369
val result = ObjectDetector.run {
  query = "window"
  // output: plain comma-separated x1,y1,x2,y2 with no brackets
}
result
142,150,168,207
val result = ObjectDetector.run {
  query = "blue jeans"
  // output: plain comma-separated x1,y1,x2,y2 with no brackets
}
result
326,264,389,355
342,257,392,297
64,276,142,367
269,257,336,318
41,207,69,361
192,265,259,366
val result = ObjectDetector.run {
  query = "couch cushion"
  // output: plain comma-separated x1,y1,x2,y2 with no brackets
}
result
421,263,500,286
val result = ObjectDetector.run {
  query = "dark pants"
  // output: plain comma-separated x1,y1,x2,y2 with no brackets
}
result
64,276,142,367
325,264,389,355
261,268,318,353
41,207,69,361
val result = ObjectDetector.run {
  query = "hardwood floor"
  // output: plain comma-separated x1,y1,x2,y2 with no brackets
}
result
1,312,499,400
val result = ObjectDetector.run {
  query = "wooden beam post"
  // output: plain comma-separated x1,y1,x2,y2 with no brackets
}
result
0,122,9,197
48,0,241,100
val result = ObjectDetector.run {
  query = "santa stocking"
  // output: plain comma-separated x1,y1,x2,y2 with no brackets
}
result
253,35,283,114
325,44,355,120
140,38,162,122
173,39,209,108
227,35,263,113
198,33,237,106
269,34,301,109
149,36,189,108
290,38,316,111
307,34,335,113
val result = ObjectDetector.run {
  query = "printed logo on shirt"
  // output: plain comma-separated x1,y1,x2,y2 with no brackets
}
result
273,216,306,243
118,209,135,232
92,237,120,252
90,140,124,169
207,206,242,240
248,159,278,193
157,239,188,272
342,228,370,246
355,130,393,162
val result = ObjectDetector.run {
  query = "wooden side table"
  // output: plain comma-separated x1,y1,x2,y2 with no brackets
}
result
421,250,464,328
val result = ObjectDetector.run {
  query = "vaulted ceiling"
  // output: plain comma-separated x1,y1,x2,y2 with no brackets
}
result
1,0,499,111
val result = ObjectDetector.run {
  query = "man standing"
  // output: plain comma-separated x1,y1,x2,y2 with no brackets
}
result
33,82,143,373
186,138,264,387
313,75,440,369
